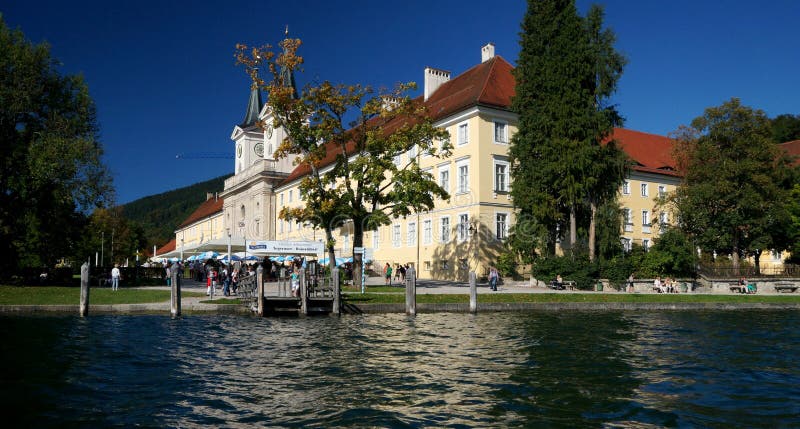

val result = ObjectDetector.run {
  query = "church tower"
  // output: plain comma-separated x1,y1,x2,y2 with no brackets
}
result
220,31,300,243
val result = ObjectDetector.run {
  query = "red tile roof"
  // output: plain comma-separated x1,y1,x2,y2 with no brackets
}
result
279,55,682,185
280,57,516,186
177,196,224,229
781,140,800,165
156,238,176,255
610,128,680,176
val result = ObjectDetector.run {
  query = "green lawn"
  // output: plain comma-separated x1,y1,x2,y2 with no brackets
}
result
0,286,205,305
342,292,800,305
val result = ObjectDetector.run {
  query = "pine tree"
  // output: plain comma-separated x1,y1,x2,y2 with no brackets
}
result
509,0,627,261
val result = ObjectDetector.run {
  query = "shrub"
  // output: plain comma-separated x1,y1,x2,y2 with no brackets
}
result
496,250,519,279
531,254,599,290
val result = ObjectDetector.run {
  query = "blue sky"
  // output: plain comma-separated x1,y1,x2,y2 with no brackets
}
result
4,0,798,204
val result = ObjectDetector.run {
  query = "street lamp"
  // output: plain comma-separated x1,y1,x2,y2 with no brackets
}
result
226,227,232,264
239,221,246,265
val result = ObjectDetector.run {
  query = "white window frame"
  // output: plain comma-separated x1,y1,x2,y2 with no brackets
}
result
621,237,632,252
392,224,401,247
372,228,379,249
494,159,510,192
457,122,469,146
440,216,450,243
407,222,416,246
642,239,650,252
496,212,509,240
623,208,634,232
407,145,417,161
658,185,666,198
622,181,630,195
423,219,432,244
642,210,651,234
438,165,450,194
456,158,470,194
457,213,469,242
494,120,508,144
641,183,649,197
279,220,284,234
659,211,669,225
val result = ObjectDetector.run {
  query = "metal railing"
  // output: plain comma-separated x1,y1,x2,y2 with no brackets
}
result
236,273,259,311
697,263,799,279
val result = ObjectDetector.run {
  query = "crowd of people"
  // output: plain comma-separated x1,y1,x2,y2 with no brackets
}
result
383,263,410,286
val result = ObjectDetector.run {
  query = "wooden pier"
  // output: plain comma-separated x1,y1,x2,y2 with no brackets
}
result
240,265,341,316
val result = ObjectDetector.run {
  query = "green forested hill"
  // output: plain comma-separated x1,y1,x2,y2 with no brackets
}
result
121,175,228,247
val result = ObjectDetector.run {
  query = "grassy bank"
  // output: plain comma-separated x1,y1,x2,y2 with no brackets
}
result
342,292,800,305
0,286,205,305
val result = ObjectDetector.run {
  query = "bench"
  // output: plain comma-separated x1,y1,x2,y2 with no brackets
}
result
549,280,576,290
775,283,798,293
729,284,744,293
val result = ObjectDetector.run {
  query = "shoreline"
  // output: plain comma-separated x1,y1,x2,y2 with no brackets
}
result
3,301,800,315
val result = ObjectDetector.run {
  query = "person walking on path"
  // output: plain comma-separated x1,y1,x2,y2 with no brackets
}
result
111,265,121,291
222,265,231,297
488,266,499,291
384,263,393,286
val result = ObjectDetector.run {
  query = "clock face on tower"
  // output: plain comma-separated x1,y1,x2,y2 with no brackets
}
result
237,144,242,158
254,143,264,158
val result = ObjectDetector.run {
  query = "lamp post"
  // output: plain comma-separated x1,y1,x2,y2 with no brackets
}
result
226,227,232,264
239,221,246,265
180,237,184,262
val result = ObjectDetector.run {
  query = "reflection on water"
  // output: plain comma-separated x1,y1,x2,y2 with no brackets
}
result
1,311,799,427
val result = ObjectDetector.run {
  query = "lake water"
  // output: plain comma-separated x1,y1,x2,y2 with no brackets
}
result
2,310,799,427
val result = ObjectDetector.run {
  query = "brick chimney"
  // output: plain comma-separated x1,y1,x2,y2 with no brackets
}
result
424,67,450,101
481,43,495,63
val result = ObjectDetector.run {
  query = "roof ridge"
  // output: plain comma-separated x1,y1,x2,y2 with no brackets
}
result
477,56,498,104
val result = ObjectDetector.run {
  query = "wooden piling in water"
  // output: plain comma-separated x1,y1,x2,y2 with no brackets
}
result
300,268,308,315
406,267,416,315
256,265,264,316
332,267,340,315
170,262,181,317
469,271,477,313
79,262,90,317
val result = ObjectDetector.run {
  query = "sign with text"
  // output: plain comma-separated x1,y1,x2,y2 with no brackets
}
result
247,240,324,255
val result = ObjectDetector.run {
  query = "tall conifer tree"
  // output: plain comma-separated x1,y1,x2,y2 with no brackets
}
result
509,0,627,260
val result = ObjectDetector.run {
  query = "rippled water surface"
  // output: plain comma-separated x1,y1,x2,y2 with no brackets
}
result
2,311,800,427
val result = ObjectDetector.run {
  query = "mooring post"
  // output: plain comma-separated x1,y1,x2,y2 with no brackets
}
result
300,268,308,315
79,262,90,317
405,266,416,315
469,271,477,313
332,267,340,315
170,262,181,317
256,265,264,317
